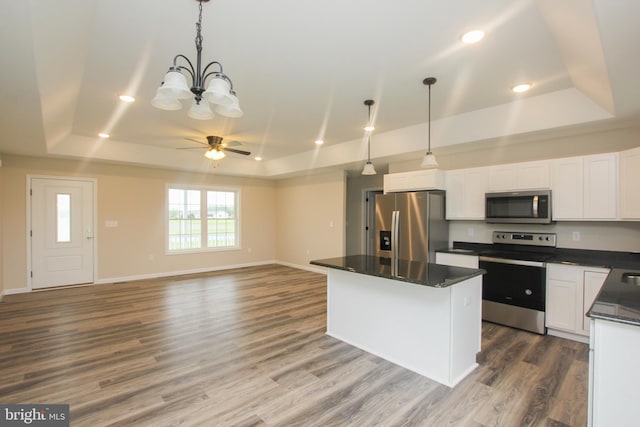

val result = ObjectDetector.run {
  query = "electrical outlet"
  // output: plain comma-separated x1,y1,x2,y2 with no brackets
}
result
572,231,581,241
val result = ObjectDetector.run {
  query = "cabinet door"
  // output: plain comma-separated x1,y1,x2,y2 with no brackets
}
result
445,171,465,219
583,271,608,334
551,156,583,219
584,153,617,219
547,279,578,331
465,168,488,219
488,165,516,191
619,147,640,219
517,160,550,189
547,264,580,332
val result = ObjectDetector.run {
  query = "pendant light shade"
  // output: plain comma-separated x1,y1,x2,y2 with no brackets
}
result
421,77,439,169
188,99,214,120
361,99,377,176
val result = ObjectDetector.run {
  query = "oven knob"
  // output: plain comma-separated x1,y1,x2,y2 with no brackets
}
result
525,289,533,296
539,236,543,241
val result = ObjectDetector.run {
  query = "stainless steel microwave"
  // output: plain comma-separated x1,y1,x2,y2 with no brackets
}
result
485,190,552,224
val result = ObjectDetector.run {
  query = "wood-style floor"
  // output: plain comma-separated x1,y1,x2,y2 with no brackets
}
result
0,265,588,426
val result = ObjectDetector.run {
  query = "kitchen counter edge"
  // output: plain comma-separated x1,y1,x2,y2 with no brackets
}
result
310,255,485,289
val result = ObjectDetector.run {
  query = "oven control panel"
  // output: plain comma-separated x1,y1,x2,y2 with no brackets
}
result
492,231,556,247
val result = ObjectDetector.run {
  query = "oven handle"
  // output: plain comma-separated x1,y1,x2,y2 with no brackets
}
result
479,256,546,268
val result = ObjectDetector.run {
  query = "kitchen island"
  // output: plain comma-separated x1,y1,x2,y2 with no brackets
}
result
310,255,485,387
587,268,640,426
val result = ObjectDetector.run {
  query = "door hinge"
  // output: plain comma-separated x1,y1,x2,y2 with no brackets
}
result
30,271,33,278
30,188,32,196
30,230,32,237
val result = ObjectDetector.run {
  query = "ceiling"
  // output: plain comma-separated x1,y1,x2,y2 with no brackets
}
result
1,0,639,178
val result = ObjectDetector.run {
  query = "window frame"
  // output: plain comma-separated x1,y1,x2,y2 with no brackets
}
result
166,184,241,254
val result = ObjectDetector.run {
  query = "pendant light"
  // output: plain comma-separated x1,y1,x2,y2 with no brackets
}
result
420,77,438,169
361,99,376,175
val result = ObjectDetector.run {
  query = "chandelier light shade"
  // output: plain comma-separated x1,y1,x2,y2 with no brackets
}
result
152,0,242,120
421,77,439,169
362,99,377,176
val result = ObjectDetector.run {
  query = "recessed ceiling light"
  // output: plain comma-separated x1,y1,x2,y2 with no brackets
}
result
461,30,485,44
512,83,532,93
119,95,135,103
98,133,110,138
254,156,262,161
315,140,324,145
363,125,375,132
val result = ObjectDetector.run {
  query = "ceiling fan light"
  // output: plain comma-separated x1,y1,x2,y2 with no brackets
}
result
204,148,225,160
361,161,376,175
203,76,234,105
157,68,192,99
421,152,439,169
188,100,214,120
151,91,183,111
215,95,243,118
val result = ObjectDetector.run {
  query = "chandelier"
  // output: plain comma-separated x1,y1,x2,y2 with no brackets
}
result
151,0,242,120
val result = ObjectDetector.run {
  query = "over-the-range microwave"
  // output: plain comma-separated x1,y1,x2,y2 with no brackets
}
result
485,190,552,224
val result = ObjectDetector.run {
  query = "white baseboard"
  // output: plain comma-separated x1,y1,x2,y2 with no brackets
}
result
2,259,328,297
547,328,589,344
95,260,277,285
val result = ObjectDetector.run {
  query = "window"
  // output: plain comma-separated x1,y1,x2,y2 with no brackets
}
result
167,186,239,252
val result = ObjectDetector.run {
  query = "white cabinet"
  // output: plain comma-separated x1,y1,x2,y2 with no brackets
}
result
619,146,640,219
488,160,549,191
384,169,445,193
584,154,618,219
546,263,609,340
435,252,479,268
551,153,618,220
589,319,640,426
444,168,488,220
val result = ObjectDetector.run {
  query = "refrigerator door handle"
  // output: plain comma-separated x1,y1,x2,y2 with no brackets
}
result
392,210,399,261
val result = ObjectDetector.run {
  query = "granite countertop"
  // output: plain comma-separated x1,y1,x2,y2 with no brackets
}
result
588,269,640,326
439,243,640,327
310,255,485,288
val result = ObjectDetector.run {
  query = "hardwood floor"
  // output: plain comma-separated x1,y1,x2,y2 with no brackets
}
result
0,265,588,426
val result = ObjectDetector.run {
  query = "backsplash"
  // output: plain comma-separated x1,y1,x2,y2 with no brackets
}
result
450,221,640,253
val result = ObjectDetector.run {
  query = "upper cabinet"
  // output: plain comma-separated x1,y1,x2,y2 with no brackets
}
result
551,153,618,220
384,169,445,193
445,167,488,220
487,160,550,191
619,146,640,220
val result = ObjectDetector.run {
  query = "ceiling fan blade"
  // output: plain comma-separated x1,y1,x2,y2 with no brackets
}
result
176,147,206,150
223,147,251,156
224,140,241,147
184,137,208,146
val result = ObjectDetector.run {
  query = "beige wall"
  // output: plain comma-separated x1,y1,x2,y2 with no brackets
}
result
0,157,3,301
1,155,278,293
275,171,346,268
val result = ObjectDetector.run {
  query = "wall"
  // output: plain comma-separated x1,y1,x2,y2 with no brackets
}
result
450,221,640,252
0,156,3,301
1,155,277,293
275,171,346,269
345,173,384,255
389,125,640,173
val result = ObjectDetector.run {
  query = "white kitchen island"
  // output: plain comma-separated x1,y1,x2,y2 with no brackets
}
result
311,255,485,388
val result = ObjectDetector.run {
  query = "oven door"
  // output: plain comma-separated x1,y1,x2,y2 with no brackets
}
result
479,256,546,311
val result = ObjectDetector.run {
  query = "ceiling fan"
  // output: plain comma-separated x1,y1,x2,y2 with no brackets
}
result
179,135,251,160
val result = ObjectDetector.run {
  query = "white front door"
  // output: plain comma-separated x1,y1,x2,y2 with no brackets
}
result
31,177,95,289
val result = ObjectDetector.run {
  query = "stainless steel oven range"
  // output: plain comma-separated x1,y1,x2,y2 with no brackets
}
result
479,231,557,334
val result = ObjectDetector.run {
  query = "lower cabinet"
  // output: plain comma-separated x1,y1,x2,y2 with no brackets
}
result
589,319,640,426
546,263,609,340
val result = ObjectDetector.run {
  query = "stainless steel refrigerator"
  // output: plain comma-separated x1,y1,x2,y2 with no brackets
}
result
375,190,448,262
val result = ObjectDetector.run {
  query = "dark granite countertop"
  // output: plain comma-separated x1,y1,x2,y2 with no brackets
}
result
438,242,640,327
310,255,485,288
588,269,640,326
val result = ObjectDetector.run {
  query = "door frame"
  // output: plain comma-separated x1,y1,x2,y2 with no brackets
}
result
362,188,383,256
26,175,98,291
